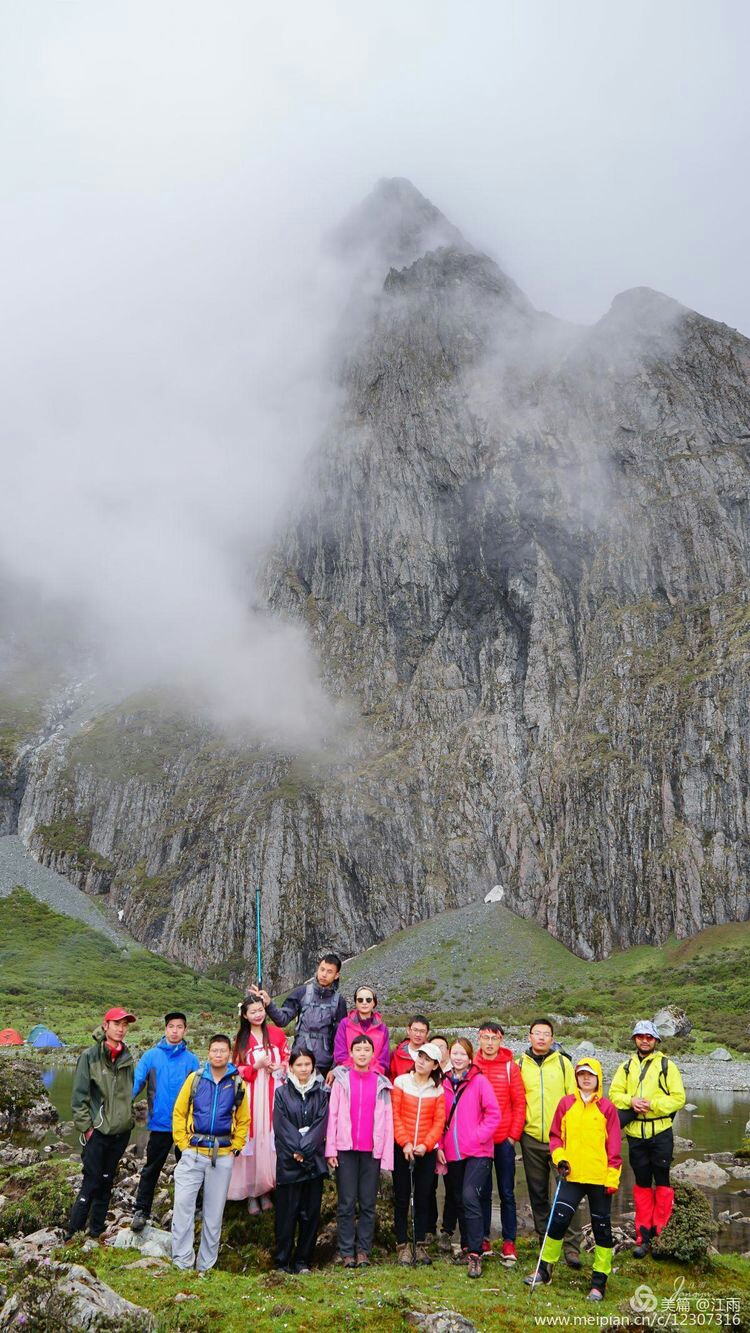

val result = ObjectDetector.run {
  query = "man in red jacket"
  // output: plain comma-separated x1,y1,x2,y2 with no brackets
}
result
390,1015,430,1080
474,1021,526,1266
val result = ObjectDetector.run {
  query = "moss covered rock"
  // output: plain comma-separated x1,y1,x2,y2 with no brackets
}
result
651,1182,718,1267
0,1058,57,1131
0,1159,76,1240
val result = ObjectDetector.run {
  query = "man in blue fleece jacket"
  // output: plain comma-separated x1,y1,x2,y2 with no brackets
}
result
131,1012,200,1231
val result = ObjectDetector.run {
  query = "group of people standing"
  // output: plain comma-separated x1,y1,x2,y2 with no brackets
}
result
64,953,686,1302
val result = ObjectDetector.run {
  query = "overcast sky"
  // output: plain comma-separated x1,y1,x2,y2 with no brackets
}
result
2,0,747,330
1,1,747,739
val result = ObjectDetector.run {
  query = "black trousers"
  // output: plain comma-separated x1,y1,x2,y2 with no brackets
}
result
445,1157,491,1256
135,1130,182,1215
274,1176,325,1269
335,1150,381,1258
520,1132,582,1252
392,1144,437,1243
547,1181,612,1289
67,1129,131,1237
628,1127,674,1188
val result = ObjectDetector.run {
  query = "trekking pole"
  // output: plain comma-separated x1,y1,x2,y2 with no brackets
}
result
409,1159,418,1265
528,1175,563,1296
255,885,262,987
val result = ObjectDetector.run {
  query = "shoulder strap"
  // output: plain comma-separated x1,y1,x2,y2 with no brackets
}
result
558,1054,566,1080
233,1074,246,1111
187,1071,201,1113
659,1056,670,1096
445,1078,471,1131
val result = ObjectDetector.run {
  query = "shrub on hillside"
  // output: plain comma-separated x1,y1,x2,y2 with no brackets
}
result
651,1183,717,1267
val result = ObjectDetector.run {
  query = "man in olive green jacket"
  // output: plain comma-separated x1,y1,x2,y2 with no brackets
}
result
66,1007,137,1241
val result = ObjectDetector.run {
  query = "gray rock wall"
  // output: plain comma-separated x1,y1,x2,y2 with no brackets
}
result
3,181,750,983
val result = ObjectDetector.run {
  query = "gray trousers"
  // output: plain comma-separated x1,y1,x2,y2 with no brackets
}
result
336,1150,381,1259
171,1150,233,1272
520,1132,582,1254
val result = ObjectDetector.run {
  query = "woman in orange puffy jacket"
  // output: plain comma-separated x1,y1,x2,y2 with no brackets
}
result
391,1042,446,1265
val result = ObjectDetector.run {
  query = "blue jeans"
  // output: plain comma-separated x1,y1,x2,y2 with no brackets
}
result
480,1139,517,1241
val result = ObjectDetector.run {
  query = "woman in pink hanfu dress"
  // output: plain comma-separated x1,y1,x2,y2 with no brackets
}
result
228,994,289,1213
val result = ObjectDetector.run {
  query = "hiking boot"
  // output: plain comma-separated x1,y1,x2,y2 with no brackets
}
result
415,1243,432,1266
524,1260,552,1287
587,1287,605,1302
342,1256,357,1269
294,1263,311,1274
467,1252,482,1279
501,1240,517,1266
633,1227,655,1258
481,1238,492,1256
356,1251,370,1268
131,1210,148,1234
437,1231,454,1253
564,1248,582,1270
397,1243,413,1266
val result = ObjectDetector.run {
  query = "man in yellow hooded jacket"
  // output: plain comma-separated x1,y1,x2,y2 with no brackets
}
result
517,1018,581,1266
608,1020,685,1257
525,1057,621,1302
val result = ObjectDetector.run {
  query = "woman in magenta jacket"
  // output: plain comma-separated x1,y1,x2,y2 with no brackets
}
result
437,1037,501,1279
332,984,390,1075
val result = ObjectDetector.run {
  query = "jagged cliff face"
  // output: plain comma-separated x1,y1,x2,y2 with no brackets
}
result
3,179,750,980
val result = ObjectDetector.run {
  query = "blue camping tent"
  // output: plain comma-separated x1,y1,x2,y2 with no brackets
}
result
27,1026,64,1048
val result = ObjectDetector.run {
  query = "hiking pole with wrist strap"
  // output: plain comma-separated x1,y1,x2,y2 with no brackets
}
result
528,1174,563,1295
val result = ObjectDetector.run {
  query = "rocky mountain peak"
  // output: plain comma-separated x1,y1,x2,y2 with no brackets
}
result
329,176,470,273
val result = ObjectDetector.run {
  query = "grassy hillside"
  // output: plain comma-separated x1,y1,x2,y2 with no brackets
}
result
342,899,750,1054
0,888,239,1048
2,884,749,1057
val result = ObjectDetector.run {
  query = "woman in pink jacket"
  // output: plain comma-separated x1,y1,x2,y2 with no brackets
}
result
437,1037,501,1279
332,984,390,1075
325,1034,394,1268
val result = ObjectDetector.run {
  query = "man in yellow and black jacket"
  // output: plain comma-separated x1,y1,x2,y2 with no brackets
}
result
608,1020,685,1257
517,1018,582,1267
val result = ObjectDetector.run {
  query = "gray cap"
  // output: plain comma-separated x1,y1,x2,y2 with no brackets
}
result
632,1020,661,1040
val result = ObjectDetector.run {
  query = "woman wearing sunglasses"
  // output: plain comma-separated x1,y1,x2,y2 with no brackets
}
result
333,984,390,1076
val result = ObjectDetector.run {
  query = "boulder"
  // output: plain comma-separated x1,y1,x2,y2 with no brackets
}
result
671,1158,731,1188
0,1059,58,1131
0,1259,154,1330
673,1135,694,1152
407,1314,478,1333
572,1041,597,1058
729,1165,750,1180
112,1224,172,1259
8,1228,64,1257
653,1006,692,1038
708,1047,733,1061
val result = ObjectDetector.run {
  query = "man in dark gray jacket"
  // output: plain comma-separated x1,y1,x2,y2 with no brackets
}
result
252,953,347,1078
